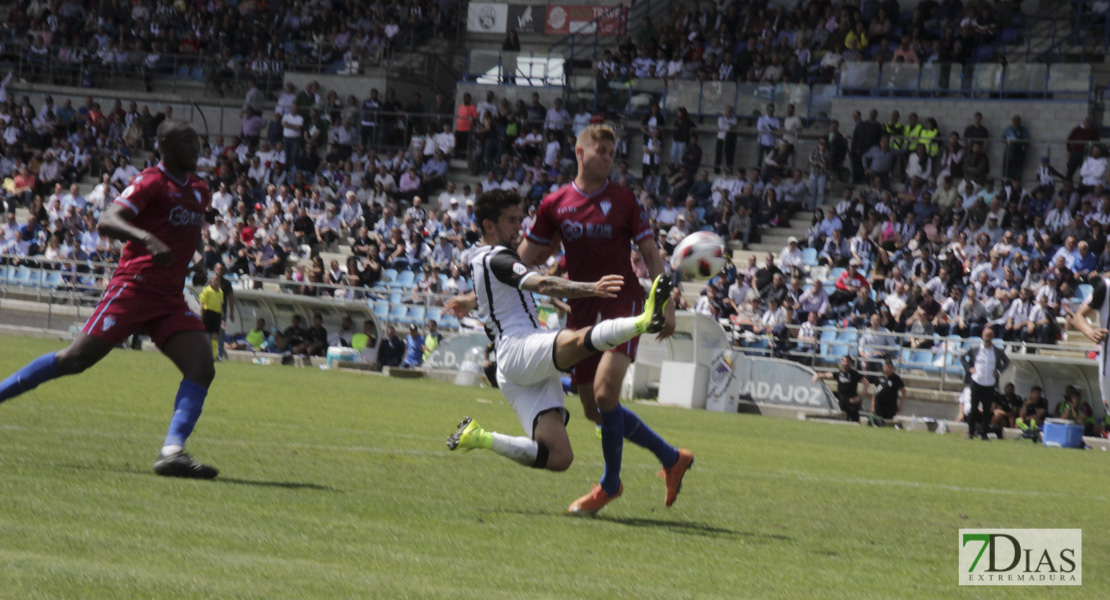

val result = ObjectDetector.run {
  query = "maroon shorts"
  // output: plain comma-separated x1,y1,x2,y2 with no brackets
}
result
567,296,642,386
81,279,206,350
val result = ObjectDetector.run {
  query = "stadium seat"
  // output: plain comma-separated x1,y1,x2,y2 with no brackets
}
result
12,266,33,286
41,271,64,289
427,307,443,323
826,267,845,283
389,304,408,322
1077,283,1093,303
404,306,426,325
382,269,398,284
396,270,416,289
912,350,940,375
818,329,839,364
0,265,8,285
440,316,460,330
389,291,402,305
372,301,389,319
802,247,818,267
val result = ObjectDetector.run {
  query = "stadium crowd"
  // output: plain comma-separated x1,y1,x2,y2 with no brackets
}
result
2,0,459,90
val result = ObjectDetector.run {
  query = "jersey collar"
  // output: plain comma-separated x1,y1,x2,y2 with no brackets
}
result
572,179,609,199
157,162,189,187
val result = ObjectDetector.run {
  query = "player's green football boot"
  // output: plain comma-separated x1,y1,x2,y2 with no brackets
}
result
446,417,492,451
635,274,674,335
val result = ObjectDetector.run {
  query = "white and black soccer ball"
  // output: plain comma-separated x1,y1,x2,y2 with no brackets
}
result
671,231,727,281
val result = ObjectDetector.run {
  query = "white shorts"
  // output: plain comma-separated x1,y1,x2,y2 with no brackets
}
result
496,330,570,438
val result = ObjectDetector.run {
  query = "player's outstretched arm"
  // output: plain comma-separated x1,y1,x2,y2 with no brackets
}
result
522,274,623,300
97,203,172,266
444,292,478,317
1071,304,1108,344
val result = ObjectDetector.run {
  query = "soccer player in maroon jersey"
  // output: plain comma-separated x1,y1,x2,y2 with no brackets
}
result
520,124,694,514
0,120,220,479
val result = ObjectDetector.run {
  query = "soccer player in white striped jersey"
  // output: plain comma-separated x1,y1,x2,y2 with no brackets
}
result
1072,277,1110,416
444,189,673,506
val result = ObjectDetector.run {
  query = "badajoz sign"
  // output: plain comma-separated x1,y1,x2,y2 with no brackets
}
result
959,529,1081,586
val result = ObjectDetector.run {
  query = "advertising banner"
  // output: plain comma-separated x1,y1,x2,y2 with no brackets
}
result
704,352,838,413
705,350,739,413
508,4,545,33
467,3,509,34
544,5,624,36
425,333,490,370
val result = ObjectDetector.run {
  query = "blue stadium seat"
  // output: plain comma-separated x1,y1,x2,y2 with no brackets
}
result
427,307,443,323
0,265,8,284
389,304,408,322
42,271,64,289
373,301,389,318
382,269,398,284
396,270,416,289
999,28,1020,45
818,330,839,364
827,268,845,283
389,291,402,305
403,306,426,325
440,316,460,330
802,247,818,267
1077,283,1093,303
913,350,940,374
12,266,33,286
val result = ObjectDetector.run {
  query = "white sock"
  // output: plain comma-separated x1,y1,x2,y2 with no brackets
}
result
160,444,183,456
489,433,539,467
587,317,640,351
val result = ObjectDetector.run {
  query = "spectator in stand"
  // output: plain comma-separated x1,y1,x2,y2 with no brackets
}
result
1079,144,1107,190
1001,115,1030,181
1066,116,1100,182
756,104,780,166
830,258,869,306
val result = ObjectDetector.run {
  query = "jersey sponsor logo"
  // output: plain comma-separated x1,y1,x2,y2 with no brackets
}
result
102,316,115,331
556,205,577,215
600,200,611,216
169,205,206,227
561,220,584,241
585,222,613,239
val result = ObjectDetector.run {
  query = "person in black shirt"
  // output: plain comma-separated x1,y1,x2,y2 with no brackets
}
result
1016,386,1049,431
991,382,1022,429
284,315,309,354
378,325,405,367
871,359,905,420
813,355,868,422
304,313,328,357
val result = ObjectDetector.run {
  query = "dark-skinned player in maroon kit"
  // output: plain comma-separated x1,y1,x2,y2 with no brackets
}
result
0,119,219,479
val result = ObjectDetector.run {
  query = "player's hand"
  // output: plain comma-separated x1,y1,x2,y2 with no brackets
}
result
444,294,477,317
592,274,624,298
1093,328,1109,344
144,235,172,266
656,300,677,341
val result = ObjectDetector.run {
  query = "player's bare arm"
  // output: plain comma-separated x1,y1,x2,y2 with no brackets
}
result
518,235,557,268
636,236,676,339
1072,304,1109,344
97,202,173,266
444,292,478,317
524,273,623,300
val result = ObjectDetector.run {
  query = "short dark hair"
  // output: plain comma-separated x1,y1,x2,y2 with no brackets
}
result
474,189,522,232
156,118,195,143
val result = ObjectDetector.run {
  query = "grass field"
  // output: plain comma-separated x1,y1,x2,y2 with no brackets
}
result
0,334,1107,599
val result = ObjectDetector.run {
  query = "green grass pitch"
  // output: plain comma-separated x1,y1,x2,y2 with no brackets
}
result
0,335,1106,599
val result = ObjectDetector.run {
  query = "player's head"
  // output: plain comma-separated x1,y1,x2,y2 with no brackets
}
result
475,189,523,247
157,119,200,173
839,356,852,372
882,358,894,376
575,125,616,181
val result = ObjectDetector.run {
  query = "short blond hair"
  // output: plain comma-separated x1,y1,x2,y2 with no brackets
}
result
576,124,616,148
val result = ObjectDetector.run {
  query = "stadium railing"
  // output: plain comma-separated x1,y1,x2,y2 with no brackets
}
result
724,322,1095,387
837,61,1092,103
1034,0,1110,63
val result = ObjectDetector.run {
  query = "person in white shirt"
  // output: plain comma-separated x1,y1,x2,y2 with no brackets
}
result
715,106,738,173
1079,145,1108,188
778,237,805,273
756,104,780,164
571,102,592,138
111,157,140,188
781,103,802,154
1001,287,1034,343
960,327,1010,439
665,215,691,250
543,98,570,133
543,132,561,170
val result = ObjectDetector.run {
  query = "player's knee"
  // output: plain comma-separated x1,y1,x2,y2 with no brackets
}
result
546,448,573,472
55,349,94,375
583,406,602,424
188,361,216,387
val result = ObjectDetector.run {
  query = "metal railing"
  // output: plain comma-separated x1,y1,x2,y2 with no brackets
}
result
726,323,1095,388
1036,0,1110,63
837,61,1092,103
546,3,631,67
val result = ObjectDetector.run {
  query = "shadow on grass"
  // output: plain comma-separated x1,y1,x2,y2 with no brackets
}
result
216,477,342,492
492,509,793,543
58,464,341,492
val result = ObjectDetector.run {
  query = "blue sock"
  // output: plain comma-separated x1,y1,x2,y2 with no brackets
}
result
164,380,208,448
622,406,679,468
0,352,59,403
598,406,624,496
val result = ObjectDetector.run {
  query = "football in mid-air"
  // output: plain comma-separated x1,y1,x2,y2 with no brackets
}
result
672,231,727,280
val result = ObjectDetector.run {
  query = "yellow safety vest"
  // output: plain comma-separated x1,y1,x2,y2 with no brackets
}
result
919,127,939,157
885,122,905,149
904,123,923,151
